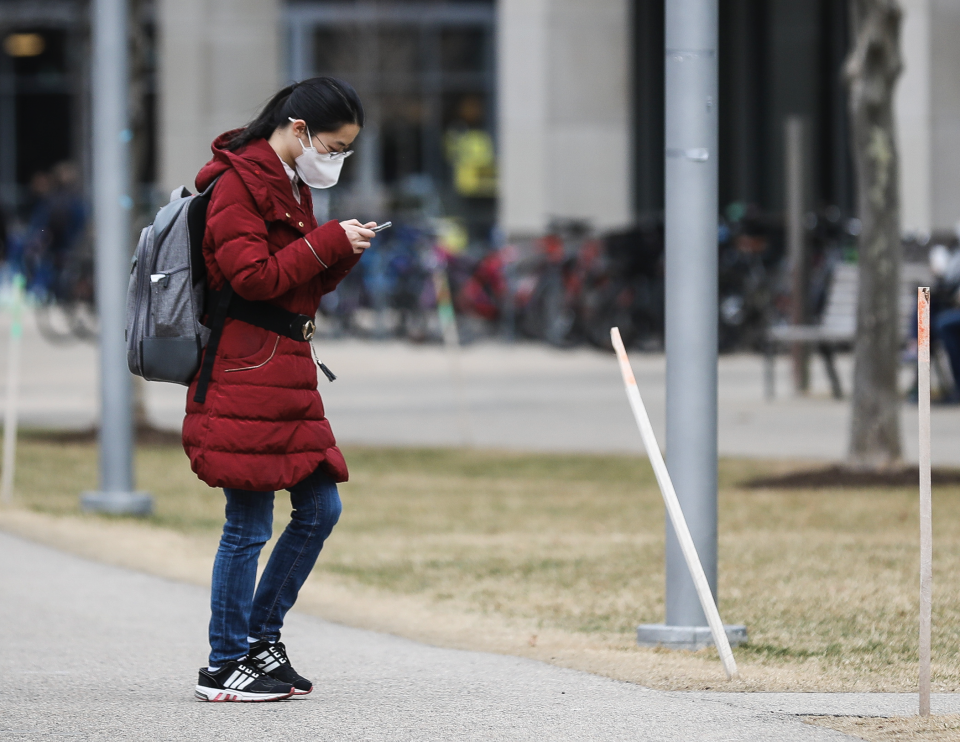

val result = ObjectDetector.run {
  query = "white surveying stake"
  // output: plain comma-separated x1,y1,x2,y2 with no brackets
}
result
610,327,738,680
917,287,932,717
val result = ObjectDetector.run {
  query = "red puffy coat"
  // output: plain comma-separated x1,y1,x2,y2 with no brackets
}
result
181,132,360,491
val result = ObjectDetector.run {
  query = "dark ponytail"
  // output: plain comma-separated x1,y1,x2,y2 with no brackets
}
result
226,76,365,152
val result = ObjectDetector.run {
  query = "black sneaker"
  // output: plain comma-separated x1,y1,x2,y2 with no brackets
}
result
195,658,294,702
247,640,313,696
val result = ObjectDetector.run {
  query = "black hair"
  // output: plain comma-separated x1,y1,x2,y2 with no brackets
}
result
226,76,364,152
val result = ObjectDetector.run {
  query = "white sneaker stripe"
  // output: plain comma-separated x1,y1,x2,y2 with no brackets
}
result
224,670,243,688
225,669,256,690
253,647,286,673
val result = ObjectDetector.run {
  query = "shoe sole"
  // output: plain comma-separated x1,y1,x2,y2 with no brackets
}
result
195,686,294,703
291,686,313,696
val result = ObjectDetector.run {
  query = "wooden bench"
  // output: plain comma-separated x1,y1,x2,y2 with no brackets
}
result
764,262,932,399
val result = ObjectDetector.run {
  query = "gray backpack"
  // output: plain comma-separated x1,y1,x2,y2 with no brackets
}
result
125,179,218,385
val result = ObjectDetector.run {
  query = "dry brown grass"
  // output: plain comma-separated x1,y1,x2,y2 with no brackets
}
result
806,714,960,741
5,435,960,694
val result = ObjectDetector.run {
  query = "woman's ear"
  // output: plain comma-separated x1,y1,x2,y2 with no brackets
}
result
289,119,307,138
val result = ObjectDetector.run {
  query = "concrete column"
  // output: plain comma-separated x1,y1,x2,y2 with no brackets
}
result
498,0,631,238
930,0,960,233
897,0,960,235
896,0,932,235
157,0,281,194
498,0,549,237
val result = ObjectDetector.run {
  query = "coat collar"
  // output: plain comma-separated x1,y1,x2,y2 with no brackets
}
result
197,131,315,234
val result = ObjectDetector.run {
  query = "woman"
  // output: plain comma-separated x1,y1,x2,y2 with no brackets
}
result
185,77,376,703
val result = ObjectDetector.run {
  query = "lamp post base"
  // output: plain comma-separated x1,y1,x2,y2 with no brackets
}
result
636,623,748,651
80,491,153,517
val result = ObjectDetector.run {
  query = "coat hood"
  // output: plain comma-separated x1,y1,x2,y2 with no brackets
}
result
196,131,312,226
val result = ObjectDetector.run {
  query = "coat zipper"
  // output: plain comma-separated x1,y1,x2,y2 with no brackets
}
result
131,226,156,365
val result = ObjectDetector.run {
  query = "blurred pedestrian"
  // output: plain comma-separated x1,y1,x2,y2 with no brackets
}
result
929,244,960,402
46,162,88,300
444,94,496,244
444,95,496,200
20,170,54,294
19,164,87,300
184,77,376,702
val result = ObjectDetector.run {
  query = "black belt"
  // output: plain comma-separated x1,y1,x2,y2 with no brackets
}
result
216,289,316,342
193,286,327,405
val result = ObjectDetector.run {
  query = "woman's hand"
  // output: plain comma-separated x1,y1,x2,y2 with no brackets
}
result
340,219,377,254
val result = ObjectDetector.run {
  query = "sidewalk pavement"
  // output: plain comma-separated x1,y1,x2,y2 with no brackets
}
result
0,309,955,463
7,531,958,741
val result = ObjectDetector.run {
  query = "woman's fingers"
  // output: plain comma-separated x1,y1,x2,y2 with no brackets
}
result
349,230,371,253
339,219,376,254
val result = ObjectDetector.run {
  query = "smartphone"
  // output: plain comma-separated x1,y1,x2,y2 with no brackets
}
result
371,221,393,233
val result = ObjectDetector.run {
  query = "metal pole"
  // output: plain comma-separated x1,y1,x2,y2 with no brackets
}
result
1,273,24,503
785,117,809,393
0,48,16,213
918,286,932,717
81,0,151,516
664,0,720,634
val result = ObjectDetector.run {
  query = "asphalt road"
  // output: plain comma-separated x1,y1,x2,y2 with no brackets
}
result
7,531,959,742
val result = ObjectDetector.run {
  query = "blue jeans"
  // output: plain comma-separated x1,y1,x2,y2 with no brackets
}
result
208,467,342,666
936,308,960,397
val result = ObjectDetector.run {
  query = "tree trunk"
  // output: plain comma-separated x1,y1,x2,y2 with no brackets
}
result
844,0,903,470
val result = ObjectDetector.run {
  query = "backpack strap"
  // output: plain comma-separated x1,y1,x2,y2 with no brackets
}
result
192,284,234,404
190,175,229,405
202,175,222,196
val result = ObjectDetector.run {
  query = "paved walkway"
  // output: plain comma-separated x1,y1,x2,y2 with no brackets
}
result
3,532,958,741
0,308,956,463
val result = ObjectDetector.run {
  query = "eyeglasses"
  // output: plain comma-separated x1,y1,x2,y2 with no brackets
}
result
315,136,353,160
288,117,354,159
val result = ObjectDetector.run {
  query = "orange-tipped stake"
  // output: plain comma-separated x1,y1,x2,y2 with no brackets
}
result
610,327,738,680
918,287,932,717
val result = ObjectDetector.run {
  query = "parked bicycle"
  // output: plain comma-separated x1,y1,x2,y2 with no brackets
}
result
315,206,837,356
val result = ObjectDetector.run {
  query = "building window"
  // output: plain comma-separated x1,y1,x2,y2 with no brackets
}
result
286,1,496,242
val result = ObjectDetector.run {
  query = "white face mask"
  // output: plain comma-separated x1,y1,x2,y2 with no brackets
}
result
289,118,353,189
